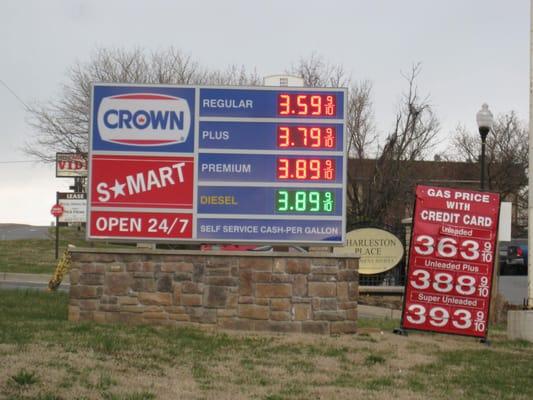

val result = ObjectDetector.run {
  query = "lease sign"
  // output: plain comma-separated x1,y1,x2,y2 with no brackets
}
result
401,185,500,338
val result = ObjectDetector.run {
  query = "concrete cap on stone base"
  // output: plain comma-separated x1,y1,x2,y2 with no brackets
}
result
507,310,533,342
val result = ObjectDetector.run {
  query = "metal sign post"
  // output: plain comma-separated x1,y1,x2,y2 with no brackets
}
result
50,193,65,259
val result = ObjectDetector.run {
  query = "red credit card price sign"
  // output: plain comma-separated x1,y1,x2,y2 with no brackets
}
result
401,185,500,338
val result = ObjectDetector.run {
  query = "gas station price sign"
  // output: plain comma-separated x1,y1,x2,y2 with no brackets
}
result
87,84,347,244
401,185,500,339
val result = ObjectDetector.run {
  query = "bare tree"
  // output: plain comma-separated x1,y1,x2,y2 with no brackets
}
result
25,47,260,161
289,53,350,88
26,49,441,230
206,65,262,86
449,111,528,233
289,54,376,159
450,111,528,194
348,64,440,227
346,81,376,159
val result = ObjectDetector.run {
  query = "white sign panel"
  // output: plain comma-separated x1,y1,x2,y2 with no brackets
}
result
498,202,512,242
58,193,86,223
56,153,88,177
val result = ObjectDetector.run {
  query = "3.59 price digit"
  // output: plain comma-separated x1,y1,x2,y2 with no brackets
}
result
278,94,336,116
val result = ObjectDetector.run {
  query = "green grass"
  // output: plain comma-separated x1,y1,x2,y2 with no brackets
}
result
10,369,39,386
364,353,386,365
0,226,124,274
409,348,533,399
357,317,399,332
2,289,533,399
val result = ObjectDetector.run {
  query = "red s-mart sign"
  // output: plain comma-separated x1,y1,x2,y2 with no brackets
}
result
401,185,500,338
88,154,194,240
90,154,194,209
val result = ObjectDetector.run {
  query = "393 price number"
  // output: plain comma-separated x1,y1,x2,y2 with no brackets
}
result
410,269,490,297
414,235,493,262
405,304,487,332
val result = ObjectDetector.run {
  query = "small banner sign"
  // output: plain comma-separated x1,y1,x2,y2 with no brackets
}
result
401,185,500,338
58,192,87,223
333,227,404,274
56,153,88,177
50,203,64,218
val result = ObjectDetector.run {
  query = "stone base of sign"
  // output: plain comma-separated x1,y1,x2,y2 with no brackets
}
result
507,310,533,342
68,248,359,335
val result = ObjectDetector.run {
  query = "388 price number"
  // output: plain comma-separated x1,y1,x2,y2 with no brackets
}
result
406,304,487,332
410,269,490,297
414,235,493,262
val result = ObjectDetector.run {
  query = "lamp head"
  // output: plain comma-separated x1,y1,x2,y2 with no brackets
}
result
476,103,493,141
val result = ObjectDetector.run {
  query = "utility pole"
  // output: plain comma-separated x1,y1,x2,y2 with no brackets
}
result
501,0,533,342
527,0,533,310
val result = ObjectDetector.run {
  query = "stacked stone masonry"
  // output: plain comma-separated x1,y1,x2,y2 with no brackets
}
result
69,249,359,335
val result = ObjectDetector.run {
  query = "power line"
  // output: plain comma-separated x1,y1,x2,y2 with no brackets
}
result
0,79,31,111
0,160,37,164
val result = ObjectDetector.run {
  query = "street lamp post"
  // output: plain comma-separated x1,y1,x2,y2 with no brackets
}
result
476,103,494,190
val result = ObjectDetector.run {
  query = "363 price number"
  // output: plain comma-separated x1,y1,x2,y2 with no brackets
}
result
410,269,490,297
414,235,493,262
405,304,487,332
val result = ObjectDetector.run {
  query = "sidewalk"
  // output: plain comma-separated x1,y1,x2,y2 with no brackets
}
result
358,304,401,320
0,272,69,290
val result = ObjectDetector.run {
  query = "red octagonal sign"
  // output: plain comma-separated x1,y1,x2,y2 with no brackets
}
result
51,204,64,218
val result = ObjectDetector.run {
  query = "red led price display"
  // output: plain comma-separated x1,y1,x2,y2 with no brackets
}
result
277,126,336,149
276,158,335,180
278,94,336,117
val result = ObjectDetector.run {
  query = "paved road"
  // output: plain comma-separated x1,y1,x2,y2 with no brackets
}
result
0,273,69,292
0,281,68,292
499,275,529,305
0,224,50,240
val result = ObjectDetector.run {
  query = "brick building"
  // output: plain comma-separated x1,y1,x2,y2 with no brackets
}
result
347,158,526,234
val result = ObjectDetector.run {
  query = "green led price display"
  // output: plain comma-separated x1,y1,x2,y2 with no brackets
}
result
276,190,335,213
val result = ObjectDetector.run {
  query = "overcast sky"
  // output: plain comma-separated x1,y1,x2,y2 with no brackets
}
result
0,0,529,225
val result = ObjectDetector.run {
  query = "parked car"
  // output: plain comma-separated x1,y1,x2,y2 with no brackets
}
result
500,239,528,275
